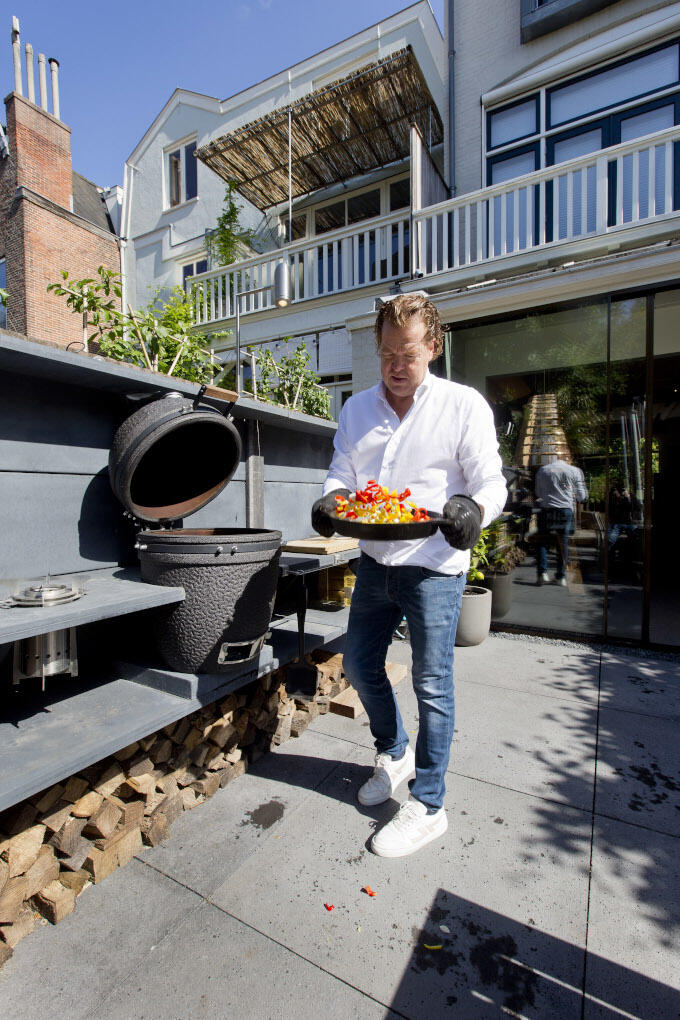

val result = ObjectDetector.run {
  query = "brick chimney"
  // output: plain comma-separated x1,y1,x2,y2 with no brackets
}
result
0,16,120,346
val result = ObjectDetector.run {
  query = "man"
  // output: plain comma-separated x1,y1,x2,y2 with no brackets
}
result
311,294,507,857
534,455,588,586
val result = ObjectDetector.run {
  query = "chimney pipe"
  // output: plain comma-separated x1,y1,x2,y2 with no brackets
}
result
25,42,35,103
48,57,60,119
11,15,23,95
38,52,47,110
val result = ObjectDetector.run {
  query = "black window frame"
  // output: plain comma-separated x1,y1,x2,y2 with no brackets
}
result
547,39,680,129
487,95,540,153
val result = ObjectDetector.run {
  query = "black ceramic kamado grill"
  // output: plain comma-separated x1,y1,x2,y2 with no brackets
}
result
108,388,281,674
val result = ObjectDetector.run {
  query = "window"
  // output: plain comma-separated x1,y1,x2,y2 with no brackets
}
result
486,39,680,190
314,188,381,235
282,213,307,242
521,0,622,43
548,43,680,127
389,178,410,211
166,139,198,208
182,258,208,287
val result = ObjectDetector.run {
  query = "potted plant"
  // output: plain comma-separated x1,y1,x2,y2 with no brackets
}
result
455,530,493,647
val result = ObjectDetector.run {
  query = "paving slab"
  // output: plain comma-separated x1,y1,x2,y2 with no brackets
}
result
91,899,395,1020
584,815,680,1019
454,634,601,705
210,759,592,1018
599,651,680,718
135,728,355,898
0,859,200,1020
594,707,680,836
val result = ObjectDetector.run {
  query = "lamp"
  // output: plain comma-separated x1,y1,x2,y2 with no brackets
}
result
234,260,291,393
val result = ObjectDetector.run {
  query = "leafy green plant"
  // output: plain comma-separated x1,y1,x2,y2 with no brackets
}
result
238,343,331,420
467,529,489,583
47,268,223,384
206,182,253,267
0,287,8,308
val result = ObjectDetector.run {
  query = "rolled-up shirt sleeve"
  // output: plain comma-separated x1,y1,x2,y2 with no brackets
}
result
457,392,507,528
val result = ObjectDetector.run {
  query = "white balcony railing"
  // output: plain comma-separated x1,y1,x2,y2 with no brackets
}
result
413,124,680,276
190,125,680,326
190,209,410,326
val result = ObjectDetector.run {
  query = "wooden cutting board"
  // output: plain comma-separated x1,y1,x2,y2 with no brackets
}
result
282,536,359,554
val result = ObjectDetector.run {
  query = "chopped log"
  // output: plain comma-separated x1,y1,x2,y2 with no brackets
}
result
58,869,90,896
32,880,76,924
291,711,310,738
152,793,183,828
295,699,320,719
315,695,331,715
71,791,103,819
83,845,118,884
172,719,191,744
231,759,247,780
0,941,13,969
118,801,145,829
138,736,155,752
0,876,28,924
0,858,7,896
113,741,140,761
314,652,344,684
113,827,142,868
141,814,169,847
209,721,237,749
83,800,122,840
225,746,243,763
214,767,233,788
0,904,36,948
150,738,173,764
191,774,220,799
40,802,73,835
180,788,199,811
233,713,249,739
219,693,238,715
142,792,166,817
61,776,89,803
58,838,92,873
2,824,47,878
162,721,177,739
204,749,228,771
126,755,155,778
271,714,293,745
50,816,85,857
95,765,126,798
122,774,156,799
24,845,60,897
190,742,211,768
155,774,179,797
170,766,201,789
33,783,65,814
183,726,203,752
329,686,365,719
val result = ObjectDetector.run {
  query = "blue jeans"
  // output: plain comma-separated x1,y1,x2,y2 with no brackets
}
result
342,553,466,811
537,507,574,579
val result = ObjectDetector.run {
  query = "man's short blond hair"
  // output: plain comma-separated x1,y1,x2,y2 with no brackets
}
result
374,293,444,356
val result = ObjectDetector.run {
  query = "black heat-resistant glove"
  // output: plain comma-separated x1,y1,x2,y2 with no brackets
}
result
439,495,482,550
311,488,351,538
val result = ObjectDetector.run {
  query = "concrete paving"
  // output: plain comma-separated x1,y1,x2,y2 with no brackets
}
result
1,633,679,1018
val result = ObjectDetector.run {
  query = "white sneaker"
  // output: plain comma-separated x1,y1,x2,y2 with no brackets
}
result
357,745,415,806
371,798,448,858
538,572,549,585
555,576,567,586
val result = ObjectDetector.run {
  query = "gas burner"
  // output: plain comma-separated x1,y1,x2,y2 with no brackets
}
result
10,580,84,608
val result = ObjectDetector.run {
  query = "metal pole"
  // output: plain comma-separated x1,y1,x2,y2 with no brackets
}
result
288,107,293,244
235,293,242,394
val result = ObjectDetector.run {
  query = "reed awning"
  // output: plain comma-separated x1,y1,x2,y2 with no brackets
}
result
196,46,443,210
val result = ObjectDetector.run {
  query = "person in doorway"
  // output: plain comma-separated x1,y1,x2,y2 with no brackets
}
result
311,294,507,857
534,455,588,586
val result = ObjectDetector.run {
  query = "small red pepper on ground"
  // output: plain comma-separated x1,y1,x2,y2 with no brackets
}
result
362,885,377,897
324,902,335,911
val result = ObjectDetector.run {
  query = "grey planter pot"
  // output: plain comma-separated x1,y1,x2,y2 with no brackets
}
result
480,570,514,620
455,585,492,647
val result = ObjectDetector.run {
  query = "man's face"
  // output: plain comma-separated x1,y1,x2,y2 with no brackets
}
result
379,315,435,402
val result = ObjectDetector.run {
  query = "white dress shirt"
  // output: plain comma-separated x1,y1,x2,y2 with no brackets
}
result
323,371,507,574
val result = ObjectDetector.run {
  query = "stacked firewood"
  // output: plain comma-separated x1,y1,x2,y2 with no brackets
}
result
0,651,348,967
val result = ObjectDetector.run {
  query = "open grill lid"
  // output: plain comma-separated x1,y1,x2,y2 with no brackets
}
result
109,392,242,524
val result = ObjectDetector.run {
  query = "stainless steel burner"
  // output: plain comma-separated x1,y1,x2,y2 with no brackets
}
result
11,581,83,607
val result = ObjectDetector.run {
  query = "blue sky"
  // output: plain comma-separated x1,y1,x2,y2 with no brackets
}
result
7,1,444,190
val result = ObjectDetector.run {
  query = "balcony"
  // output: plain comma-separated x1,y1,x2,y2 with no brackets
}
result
190,125,680,328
